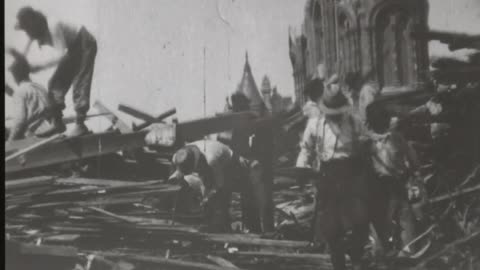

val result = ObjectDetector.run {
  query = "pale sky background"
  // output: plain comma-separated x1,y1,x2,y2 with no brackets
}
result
5,0,480,131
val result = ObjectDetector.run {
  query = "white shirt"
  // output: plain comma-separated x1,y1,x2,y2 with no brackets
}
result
296,113,367,170
8,81,52,139
189,140,234,188
370,131,418,177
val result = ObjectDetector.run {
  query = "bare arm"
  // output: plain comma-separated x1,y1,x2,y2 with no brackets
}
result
296,118,318,168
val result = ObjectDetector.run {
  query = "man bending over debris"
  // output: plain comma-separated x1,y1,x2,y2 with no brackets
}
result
168,140,265,233
5,50,53,142
14,6,98,137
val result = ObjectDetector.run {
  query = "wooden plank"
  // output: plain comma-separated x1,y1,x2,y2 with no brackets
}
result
222,251,330,261
6,134,65,162
200,233,310,248
6,240,78,257
206,255,239,268
6,131,148,174
5,176,56,191
178,111,256,142
118,103,157,122
54,177,145,187
5,111,258,173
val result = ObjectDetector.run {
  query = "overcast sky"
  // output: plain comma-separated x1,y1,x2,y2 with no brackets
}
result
5,0,480,129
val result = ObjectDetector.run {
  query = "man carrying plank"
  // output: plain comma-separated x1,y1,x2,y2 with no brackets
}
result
13,6,98,137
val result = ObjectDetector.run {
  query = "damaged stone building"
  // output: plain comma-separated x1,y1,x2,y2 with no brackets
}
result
289,0,431,105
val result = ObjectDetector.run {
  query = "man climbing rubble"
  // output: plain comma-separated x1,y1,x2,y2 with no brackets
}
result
167,140,266,233
5,49,53,142
13,6,98,137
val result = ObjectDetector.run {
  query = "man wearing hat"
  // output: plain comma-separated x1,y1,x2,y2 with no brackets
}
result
296,74,370,270
14,6,97,137
169,140,265,232
5,49,53,142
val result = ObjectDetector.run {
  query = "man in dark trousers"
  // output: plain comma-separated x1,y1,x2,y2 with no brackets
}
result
14,6,98,137
297,74,370,270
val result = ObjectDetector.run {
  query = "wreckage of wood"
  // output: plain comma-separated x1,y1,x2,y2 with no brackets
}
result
99,252,243,270
426,183,480,205
5,176,56,191
5,133,65,162
5,111,256,174
201,234,310,248
413,230,480,269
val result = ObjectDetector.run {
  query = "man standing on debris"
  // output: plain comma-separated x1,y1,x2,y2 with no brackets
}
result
168,140,265,233
296,74,370,270
5,49,53,141
13,6,98,137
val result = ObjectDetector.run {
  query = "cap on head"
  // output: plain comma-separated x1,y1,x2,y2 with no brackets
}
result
15,6,47,39
15,6,36,30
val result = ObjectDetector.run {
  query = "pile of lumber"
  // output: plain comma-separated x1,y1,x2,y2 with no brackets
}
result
5,175,332,270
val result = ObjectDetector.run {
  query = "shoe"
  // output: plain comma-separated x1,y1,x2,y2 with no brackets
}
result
67,122,90,137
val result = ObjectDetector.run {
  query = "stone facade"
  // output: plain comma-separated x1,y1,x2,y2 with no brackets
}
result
289,0,430,106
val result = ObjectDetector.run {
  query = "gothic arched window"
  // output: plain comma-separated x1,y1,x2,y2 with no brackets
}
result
313,2,323,64
375,7,417,87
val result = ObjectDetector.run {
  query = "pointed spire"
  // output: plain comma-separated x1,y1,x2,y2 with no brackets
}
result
244,51,251,73
234,50,264,113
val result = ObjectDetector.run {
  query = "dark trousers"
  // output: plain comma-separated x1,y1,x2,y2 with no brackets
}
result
48,27,97,121
369,175,417,253
314,158,369,270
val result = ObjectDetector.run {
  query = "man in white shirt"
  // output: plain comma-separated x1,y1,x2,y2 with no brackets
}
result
14,6,98,137
296,74,370,270
5,50,53,142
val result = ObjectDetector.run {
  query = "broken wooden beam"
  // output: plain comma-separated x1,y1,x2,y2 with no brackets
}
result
222,251,330,261
133,108,177,131
118,104,158,122
426,183,480,205
6,134,65,162
414,230,480,269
